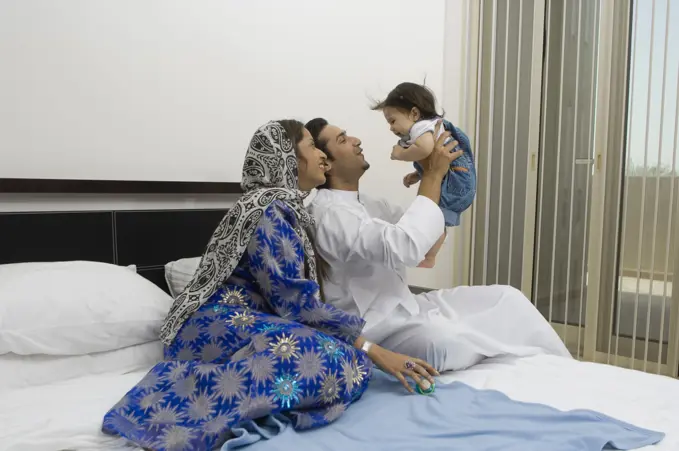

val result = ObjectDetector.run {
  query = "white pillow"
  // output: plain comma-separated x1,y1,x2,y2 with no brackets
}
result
164,257,201,297
0,340,163,392
0,261,173,356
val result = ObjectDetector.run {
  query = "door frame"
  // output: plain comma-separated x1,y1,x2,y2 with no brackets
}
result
582,0,624,361
520,0,547,299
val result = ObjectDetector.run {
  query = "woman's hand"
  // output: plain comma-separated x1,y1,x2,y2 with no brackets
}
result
367,344,439,393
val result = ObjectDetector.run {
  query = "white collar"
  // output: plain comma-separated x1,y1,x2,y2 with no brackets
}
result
325,189,360,203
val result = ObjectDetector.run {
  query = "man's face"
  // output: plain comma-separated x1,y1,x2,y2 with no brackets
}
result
318,124,369,180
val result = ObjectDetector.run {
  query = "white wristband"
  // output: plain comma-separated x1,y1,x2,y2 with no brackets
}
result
361,340,374,354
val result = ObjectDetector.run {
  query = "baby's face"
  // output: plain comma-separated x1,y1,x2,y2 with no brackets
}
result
383,106,415,139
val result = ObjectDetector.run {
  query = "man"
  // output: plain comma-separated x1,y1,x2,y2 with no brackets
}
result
306,118,571,372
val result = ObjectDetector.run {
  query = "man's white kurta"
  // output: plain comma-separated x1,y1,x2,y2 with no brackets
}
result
310,189,570,371
311,189,442,326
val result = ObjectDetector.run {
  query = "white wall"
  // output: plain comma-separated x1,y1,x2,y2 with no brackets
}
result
0,0,469,289
0,0,443,185
407,0,469,289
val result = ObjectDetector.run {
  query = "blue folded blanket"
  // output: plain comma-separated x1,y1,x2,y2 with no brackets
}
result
223,371,664,451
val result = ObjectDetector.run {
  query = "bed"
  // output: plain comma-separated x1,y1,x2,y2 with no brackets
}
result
0,181,677,450
2,355,678,450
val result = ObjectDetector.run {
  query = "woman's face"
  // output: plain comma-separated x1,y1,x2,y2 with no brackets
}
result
296,127,329,191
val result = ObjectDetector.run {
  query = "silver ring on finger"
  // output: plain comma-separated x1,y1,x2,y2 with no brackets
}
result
404,360,417,371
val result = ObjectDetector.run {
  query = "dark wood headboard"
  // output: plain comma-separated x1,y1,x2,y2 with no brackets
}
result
0,178,235,292
0,178,241,194
0,208,227,293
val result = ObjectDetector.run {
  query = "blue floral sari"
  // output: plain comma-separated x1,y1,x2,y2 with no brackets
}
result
102,201,372,450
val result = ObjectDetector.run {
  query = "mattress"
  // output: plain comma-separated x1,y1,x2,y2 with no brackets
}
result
1,355,677,451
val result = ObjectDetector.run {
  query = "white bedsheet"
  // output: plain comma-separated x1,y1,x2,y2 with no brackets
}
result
1,356,677,451
1,370,145,451
439,356,679,450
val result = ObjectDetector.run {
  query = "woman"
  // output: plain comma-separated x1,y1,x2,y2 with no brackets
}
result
102,121,437,451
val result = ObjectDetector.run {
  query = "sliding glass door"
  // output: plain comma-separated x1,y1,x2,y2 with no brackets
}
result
469,0,679,374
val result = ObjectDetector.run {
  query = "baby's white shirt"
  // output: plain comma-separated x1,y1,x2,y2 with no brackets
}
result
400,117,445,147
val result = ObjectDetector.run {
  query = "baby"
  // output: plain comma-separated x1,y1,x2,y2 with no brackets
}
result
372,82,476,267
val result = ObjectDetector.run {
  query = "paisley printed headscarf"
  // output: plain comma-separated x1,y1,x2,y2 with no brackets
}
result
159,121,318,345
